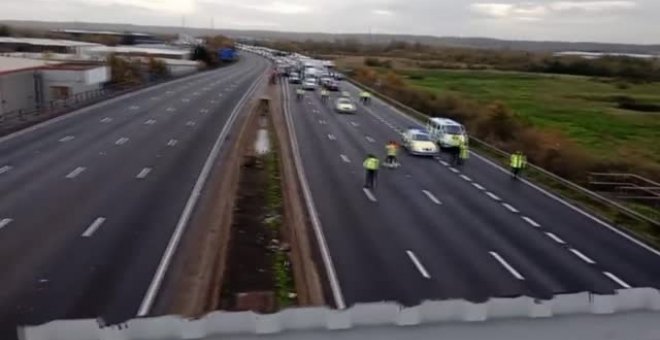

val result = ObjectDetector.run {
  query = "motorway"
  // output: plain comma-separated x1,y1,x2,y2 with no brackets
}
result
0,54,268,335
282,80,660,308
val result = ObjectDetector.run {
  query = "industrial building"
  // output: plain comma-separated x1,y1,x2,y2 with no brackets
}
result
0,56,109,116
0,37,101,55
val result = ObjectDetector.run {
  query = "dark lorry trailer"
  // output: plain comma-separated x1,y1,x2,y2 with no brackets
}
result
218,48,237,62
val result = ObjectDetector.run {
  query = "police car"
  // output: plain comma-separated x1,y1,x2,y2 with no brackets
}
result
401,128,438,156
426,118,467,149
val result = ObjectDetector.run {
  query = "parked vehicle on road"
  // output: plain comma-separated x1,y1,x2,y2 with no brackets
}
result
335,97,357,114
426,118,468,150
401,129,438,156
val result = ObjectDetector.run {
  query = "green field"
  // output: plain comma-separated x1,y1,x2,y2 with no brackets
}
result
406,70,660,165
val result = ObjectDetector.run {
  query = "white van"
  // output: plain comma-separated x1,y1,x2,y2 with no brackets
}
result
426,117,468,149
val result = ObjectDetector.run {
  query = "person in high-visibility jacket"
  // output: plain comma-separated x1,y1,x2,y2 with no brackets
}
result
320,88,329,103
359,91,372,104
510,151,527,178
458,141,469,165
363,154,380,189
385,141,399,168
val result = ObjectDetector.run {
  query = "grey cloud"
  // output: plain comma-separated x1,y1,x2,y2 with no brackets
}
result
0,0,657,43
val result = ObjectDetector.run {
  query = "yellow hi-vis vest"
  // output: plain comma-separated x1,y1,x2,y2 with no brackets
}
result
386,144,398,156
363,157,380,170
510,153,524,168
459,144,469,159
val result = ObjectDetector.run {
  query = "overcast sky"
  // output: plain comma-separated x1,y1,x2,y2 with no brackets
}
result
2,0,658,44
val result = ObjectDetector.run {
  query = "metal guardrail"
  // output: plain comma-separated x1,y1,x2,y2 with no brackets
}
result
346,77,660,229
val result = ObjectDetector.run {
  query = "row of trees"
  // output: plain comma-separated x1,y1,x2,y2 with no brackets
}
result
107,55,170,86
266,39,660,82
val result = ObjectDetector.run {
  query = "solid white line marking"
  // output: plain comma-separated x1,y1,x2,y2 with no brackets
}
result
65,167,86,179
366,136,375,143
406,250,431,279
59,136,75,143
363,188,378,202
490,251,524,280
115,137,129,145
545,232,566,244
422,190,442,205
167,139,178,147
449,167,459,173
136,168,152,179
328,134,336,141
186,121,196,127
522,216,541,227
0,218,13,229
472,183,485,190
340,154,350,163
82,217,105,237
570,248,596,264
145,119,156,125
460,174,472,181
502,203,519,213
604,272,631,288
100,117,112,123
486,192,501,201
0,165,12,175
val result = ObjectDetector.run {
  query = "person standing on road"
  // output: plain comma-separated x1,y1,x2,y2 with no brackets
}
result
363,154,380,189
385,141,399,168
458,140,469,166
510,151,527,179
359,91,372,105
320,88,330,103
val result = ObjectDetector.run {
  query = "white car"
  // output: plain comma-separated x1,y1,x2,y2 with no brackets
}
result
303,78,317,90
426,117,467,149
335,98,357,114
402,129,438,156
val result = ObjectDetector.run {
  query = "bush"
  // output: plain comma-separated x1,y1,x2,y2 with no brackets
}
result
364,57,392,68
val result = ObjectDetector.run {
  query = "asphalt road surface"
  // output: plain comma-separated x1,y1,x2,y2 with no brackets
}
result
283,80,660,308
0,54,269,336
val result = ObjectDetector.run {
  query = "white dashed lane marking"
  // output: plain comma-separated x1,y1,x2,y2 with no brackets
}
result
166,107,175,112
167,139,178,147
545,232,566,244
570,248,596,264
0,218,13,229
186,121,196,127
366,136,375,143
82,217,106,237
182,98,190,103
328,134,336,141
200,109,209,113
522,216,541,227
449,167,460,173
490,251,524,280
486,192,501,201
100,117,112,123
502,203,519,213
59,136,75,143
472,183,485,190
65,167,86,179
350,121,359,127
422,190,442,205
604,272,631,288
340,154,351,163
362,188,378,202
145,119,157,125
406,250,431,279
460,174,472,181
115,137,129,145
0,165,12,175
136,168,152,179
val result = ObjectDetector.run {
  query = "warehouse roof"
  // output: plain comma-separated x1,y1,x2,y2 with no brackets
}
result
0,56,61,75
86,45,190,57
0,37,101,48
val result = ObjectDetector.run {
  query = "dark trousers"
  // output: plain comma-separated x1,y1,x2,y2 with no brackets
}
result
511,167,522,178
385,155,397,164
364,170,377,188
